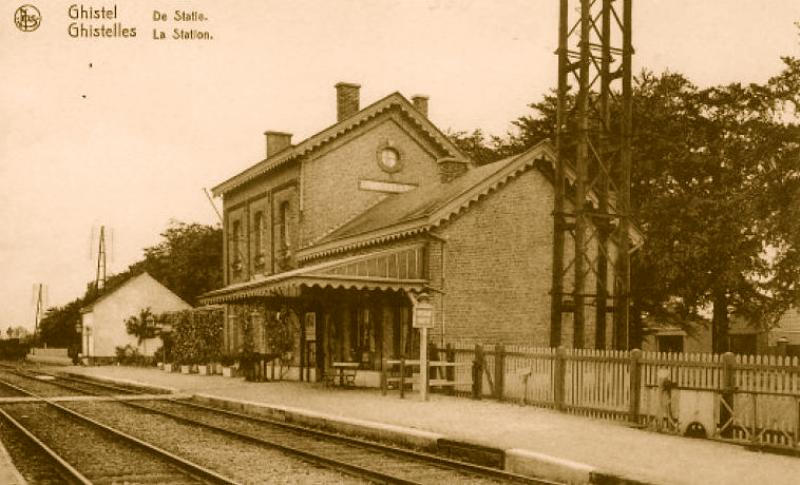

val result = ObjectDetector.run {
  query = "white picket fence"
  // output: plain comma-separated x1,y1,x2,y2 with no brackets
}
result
441,343,800,450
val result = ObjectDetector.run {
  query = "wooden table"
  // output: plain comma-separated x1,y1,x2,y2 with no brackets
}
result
330,362,359,387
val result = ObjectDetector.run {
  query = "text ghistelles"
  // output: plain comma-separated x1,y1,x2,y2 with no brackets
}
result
68,4,137,38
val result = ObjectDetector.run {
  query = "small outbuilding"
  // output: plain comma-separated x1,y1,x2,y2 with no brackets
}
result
79,272,191,363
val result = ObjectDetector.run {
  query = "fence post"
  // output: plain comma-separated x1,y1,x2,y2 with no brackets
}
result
554,346,566,411
495,344,505,401
629,349,642,423
720,352,736,438
473,344,484,400
429,342,440,385
446,344,455,396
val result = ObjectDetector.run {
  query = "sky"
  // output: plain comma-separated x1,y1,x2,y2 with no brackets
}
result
1,1,798,331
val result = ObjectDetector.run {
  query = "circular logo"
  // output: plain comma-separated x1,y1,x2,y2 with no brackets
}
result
14,4,41,32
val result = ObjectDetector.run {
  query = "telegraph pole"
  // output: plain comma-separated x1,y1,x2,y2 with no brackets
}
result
550,0,633,349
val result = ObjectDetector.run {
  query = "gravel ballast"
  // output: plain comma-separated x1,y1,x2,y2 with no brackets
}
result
65,399,367,485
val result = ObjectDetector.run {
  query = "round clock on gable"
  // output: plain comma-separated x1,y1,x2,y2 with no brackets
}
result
376,144,403,173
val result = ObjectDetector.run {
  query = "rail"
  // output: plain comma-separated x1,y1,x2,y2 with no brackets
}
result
0,376,241,485
3,367,558,485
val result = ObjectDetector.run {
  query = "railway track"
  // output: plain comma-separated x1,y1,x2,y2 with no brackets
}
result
0,376,240,484
0,407,77,484
0,366,561,485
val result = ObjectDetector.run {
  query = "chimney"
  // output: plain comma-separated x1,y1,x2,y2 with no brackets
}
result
264,131,292,158
411,95,429,117
437,157,468,183
335,82,361,122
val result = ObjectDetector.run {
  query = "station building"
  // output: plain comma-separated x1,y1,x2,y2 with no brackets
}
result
200,83,629,384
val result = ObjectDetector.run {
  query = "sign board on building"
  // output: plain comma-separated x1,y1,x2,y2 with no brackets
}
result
413,301,434,329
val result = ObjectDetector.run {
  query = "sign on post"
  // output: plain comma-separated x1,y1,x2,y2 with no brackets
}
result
409,292,434,401
413,300,434,329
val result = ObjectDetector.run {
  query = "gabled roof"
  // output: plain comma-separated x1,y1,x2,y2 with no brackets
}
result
297,141,557,262
80,272,188,313
297,139,645,262
211,92,469,196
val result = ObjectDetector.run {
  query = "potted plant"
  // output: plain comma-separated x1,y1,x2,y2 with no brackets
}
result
180,358,193,374
153,326,174,373
220,354,237,377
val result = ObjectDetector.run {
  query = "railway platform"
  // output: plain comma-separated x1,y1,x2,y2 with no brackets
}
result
38,365,800,485
0,440,27,485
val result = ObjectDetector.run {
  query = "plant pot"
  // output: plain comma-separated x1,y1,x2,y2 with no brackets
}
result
180,365,191,374
163,363,173,373
198,365,209,375
157,362,164,370
222,366,234,377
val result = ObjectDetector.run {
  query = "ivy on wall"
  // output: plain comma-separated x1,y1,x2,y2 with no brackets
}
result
158,307,223,364
228,300,299,380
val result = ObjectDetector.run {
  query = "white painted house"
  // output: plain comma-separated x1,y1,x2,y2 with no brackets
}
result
80,272,191,363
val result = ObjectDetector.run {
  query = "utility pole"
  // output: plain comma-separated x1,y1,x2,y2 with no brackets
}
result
550,0,633,349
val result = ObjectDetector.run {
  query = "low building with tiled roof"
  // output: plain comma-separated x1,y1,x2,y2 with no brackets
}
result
201,83,635,386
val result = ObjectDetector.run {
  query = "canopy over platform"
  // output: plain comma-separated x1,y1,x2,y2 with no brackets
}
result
200,244,428,305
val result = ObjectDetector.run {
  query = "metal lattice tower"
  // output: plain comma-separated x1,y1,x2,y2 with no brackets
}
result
550,0,633,349
32,283,47,342
95,225,107,291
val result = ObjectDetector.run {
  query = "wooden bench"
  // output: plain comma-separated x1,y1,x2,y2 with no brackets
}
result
382,359,471,397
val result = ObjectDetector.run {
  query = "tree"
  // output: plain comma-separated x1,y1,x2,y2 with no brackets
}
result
632,61,800,352
449,53,800,352
5,326,31,341
131,221,223,305
447,129,508,165
124,307,156,354
38,299,82,348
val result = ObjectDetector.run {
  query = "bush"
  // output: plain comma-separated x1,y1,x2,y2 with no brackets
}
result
0,339,29,360
159,308,223,365
219,353,237,367
114,345,148,365
153,332,174,363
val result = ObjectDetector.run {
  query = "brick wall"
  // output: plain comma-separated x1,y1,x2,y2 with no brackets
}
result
222,164,300,283
300,164,618,349
429,167,609,347
301,111,444,247
429,168,554,345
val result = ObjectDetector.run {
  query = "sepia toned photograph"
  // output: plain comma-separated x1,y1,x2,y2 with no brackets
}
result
1,1,799,483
